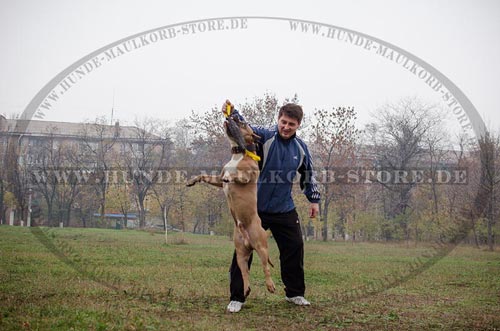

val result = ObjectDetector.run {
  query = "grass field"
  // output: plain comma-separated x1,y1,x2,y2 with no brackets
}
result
0,226,499,330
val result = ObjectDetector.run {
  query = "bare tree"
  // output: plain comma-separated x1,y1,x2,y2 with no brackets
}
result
447,134,482,246
476,131,500,251
29,128,60,226
5,134,31,225
54,153,82,227
80,117,118,225
364,97,444,241
309,106,360,241
120,118,172,228
0,129,10,224
152,119,193,233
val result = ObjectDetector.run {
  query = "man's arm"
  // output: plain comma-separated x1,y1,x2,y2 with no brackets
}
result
297,140,321,218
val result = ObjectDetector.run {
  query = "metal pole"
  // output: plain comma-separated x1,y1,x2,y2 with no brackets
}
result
27,188,32,227
164,205,168,245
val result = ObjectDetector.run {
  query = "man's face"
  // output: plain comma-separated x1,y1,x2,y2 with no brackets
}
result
278,114,300,140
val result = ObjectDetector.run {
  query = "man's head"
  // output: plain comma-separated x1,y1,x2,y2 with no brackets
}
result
278,103,303,140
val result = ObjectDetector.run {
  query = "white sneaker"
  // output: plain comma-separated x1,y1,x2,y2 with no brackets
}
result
226,300,244,313
286,296,311,306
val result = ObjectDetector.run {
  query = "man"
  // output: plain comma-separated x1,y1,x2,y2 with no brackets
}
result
224,100,321,313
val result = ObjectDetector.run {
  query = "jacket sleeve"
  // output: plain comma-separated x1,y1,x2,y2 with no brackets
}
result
298,141,321,203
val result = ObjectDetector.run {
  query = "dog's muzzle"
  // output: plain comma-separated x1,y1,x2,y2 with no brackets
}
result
225,116,247,151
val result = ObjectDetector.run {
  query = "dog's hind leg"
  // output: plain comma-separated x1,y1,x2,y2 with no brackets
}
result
234,227,252,298
249,222,276,294
236,253,252,298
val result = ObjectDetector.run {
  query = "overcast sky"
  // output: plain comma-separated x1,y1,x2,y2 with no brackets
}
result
1,0,499,140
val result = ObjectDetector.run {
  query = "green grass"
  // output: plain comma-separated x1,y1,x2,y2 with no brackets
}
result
0,226,499,330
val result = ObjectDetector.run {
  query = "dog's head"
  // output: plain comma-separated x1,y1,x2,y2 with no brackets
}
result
224,114,260,150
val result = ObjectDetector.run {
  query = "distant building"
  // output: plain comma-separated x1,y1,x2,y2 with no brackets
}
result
0,116,154,166
0,115,170,227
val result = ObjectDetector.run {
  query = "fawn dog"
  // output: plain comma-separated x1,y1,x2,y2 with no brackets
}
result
186,113,275,298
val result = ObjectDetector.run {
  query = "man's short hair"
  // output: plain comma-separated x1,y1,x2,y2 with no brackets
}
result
278,103,303,124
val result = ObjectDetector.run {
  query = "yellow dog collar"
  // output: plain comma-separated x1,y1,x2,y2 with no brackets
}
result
245,150,261,161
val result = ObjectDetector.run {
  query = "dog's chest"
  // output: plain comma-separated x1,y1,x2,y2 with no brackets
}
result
222,154,243,195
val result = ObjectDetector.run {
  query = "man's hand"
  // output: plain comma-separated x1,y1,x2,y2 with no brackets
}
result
309,203,319,218
222,99,234,116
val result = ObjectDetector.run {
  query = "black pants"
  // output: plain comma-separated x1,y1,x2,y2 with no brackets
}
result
229,209,305,302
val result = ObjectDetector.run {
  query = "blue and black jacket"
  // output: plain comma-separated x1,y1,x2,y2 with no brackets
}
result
233,110,321,214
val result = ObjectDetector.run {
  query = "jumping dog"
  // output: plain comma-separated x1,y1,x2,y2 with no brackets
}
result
186,113,276,298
